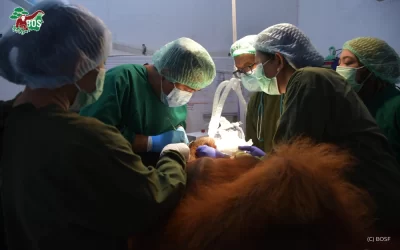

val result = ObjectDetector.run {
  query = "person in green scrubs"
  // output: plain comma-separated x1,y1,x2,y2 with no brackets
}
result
336,37,400,163
253,23,400,233
80,38,216,166
230,35,280,153
0,2,189,249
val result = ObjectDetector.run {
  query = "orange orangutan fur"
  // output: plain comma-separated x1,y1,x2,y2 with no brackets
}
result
188,136,217,161
130,138,383,250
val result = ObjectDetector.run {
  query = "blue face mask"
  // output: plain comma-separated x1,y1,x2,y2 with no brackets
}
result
240,74,262,92
253,60,281,95
71,68,106,110
160,79,193,107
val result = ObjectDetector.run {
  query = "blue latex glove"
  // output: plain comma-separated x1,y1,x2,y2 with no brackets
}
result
238,145,266,157
150,129,188,152
176,126,189,144
196,145,228,158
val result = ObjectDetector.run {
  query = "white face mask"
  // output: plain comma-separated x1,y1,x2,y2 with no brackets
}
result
336,66,371,93
160,79,193,107
253,60,281,95
71,68,106,110
240,73,262,92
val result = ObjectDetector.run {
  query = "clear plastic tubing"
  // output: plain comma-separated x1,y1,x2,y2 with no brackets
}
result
208,79,234,138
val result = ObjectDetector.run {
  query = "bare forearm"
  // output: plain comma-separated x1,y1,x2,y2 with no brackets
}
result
132,134,149,152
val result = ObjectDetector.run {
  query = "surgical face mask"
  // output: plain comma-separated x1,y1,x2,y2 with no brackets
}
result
240,74,262,92
336,66,367,92
71,68,106,110
160,79,193,107
253,60,281,95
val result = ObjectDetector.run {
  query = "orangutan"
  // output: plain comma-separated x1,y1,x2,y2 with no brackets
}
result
188,136,217,161
188,136,250,161
129,137,399,250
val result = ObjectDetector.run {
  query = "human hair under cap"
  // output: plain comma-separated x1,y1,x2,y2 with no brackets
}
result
0,0,112,89
254,23,324,69
230,35,257,58
343,37,400,84
152,37,216,90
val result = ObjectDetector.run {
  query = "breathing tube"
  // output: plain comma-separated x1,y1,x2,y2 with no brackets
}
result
208,77,246,138
231,79,248,132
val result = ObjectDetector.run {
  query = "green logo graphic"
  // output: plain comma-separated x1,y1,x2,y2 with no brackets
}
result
9,7,45,35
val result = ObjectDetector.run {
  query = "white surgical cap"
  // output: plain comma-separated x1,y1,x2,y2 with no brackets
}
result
255,23,324,69
0,0,112,89
152,37,216,90
230,35,257,57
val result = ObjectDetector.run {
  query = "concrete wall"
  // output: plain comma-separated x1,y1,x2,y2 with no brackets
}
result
68,0,298,56
2,0,399,101
298,0,400,55
1,0,298,100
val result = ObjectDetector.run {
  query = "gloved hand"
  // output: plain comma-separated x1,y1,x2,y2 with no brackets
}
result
176,126,189,144
160,143,190,162
238,146,266,157
149,128,188,152
196,145,228,158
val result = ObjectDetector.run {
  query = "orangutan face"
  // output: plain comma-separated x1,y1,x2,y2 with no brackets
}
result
188,137,217,162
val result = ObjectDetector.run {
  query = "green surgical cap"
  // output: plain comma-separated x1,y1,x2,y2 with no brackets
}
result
230,35,257,57
343,37,400,84
152,37,216,89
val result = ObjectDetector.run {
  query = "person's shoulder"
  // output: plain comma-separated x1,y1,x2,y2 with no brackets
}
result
385,90,400,112
248,92,280,106
290,67,345,90
246,92,259,108
264,93,281,101
295,67,340,79
106,64,148,89
392,94,400,106
249,92,261,100
0,98,14,116
0,99,14,131
65,112,131,150
107,64,147,77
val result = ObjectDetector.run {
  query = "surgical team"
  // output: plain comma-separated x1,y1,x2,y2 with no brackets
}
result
0,1,399,249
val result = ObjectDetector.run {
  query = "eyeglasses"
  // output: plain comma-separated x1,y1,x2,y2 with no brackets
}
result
232,63,256,78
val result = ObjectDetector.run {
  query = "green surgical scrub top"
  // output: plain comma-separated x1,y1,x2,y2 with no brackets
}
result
245,92,280,153
363,84,400,164
274,67,400,231
80,64,187,165
1,104,186,250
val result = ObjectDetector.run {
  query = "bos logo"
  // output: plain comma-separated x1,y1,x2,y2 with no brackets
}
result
9,7,45,35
